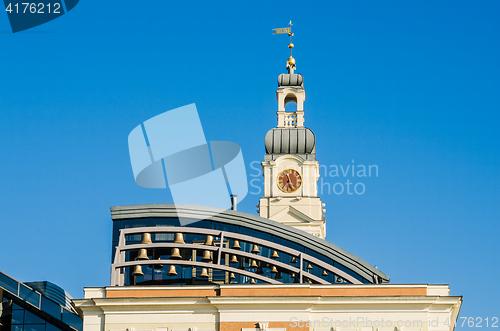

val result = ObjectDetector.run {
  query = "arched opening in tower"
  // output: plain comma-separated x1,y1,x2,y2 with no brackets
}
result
284,93,298,112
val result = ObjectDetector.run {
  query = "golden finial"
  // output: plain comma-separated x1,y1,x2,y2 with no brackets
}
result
287,21,295,67
287,21,296,72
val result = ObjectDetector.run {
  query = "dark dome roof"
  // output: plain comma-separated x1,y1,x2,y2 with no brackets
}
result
278,73,304,87
265,127,315,154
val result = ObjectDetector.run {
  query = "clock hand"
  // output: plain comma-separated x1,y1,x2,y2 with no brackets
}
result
285,173,295,190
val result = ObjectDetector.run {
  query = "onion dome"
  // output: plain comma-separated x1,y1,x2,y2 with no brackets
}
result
265,127,315,155
277,73,304,87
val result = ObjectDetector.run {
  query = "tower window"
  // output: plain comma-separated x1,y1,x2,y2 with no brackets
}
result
285,100,297,112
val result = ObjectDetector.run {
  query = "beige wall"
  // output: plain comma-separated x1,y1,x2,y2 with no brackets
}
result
74,284,461,331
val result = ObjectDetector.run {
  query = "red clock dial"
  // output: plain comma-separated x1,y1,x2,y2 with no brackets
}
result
277,169,302,193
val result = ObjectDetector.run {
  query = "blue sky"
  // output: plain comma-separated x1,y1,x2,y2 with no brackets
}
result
1,0,499,327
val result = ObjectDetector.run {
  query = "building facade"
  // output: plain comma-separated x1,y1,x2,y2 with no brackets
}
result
0,271,82,331
74,51,462,331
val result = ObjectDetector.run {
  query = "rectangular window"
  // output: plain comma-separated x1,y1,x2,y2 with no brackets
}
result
154,218,181,227
19,284,40,308
240,227,272,241
46,322,63,331
153,233,174,242
305,248,333,265
24,310,45,324
211,222,239,234
62,309,83,331
40,297,61,320
12,303,24,310
121,218,155,229
272,236,304,253
0,273,19,294
333,262,364,282
185,220,211,229
12,325,24,331
24,324,46,331
11,309,24,324
112,220,121,241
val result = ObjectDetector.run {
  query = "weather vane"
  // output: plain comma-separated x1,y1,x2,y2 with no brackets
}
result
273,21,296,73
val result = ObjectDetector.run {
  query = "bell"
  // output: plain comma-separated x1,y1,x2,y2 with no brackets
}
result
250,260,258,268
132,265,143,277
230,255,238,263
229,272,236,280
167,265,177,276
290,256,297,263
250,278,256,284
271,265,278,273
140,232,152,244
256,267,264,274
307,263,313,270
251,244,260,254
307,279,313,284
137,248,149,260
275,272,282,280
201,250,212,262
151,257,163,269
231,240,241,250
337,277,343,283
322,270,328,276
204,235,214,246
271,250,280,259
173,233,185,244
170,247,182,260
199,268,209,278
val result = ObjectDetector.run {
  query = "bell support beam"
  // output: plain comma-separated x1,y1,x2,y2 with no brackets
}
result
299,253,303,284
217,232,224,266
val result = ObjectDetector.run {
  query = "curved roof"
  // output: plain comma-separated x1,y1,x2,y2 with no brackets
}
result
278,73,304,87
265,128,315,155
111,204,389,284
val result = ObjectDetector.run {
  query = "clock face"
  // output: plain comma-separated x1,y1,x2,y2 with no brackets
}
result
277,169,302,193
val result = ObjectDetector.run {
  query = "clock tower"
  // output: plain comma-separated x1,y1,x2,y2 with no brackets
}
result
258,49,326,239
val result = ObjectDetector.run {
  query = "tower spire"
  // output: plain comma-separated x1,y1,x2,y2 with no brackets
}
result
287,20,295,74
261,27,325,238
272,21,296,73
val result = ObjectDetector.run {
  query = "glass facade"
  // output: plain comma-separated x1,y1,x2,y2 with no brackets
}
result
112,217,372,285
0,271,82,331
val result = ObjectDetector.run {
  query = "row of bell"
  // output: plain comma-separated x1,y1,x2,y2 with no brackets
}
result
132,265,212,278
132,264,176,277
135,233,330,280
230,241,321,274
139,234,323,272
138,247,213,261
228,256,327,274
231,240,279,259
227,273,257,284
139,234,292,266
132,265,324,284
137,232,214,261
140,232,215,246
